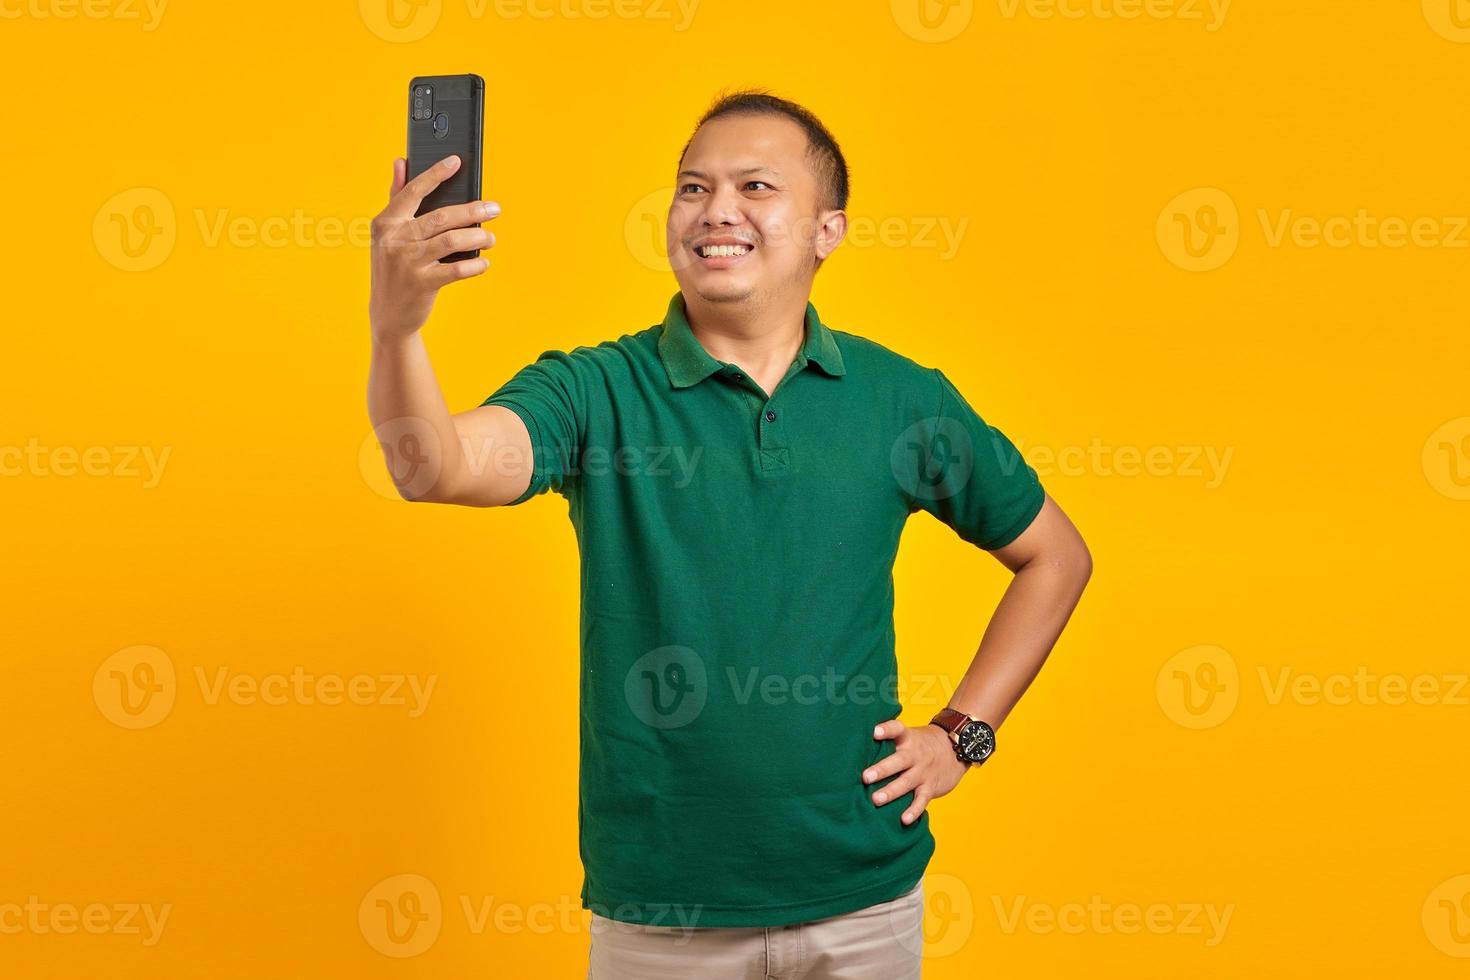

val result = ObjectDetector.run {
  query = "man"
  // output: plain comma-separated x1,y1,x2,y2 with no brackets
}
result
367,90,1092,979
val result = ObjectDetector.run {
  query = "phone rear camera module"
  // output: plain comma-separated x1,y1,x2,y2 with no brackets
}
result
432,113,449,138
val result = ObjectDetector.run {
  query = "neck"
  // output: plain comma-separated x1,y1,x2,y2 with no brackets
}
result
680,291,809,382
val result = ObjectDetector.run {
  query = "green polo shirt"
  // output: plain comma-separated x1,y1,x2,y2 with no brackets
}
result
480,292,1044,928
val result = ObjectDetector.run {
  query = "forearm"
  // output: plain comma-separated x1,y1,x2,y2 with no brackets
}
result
946,548,1091,730
366,331,467,502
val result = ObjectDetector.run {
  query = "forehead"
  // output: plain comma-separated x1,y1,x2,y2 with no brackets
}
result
681,113,813,180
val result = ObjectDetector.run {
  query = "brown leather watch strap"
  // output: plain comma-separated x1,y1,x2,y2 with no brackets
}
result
930,706,971,735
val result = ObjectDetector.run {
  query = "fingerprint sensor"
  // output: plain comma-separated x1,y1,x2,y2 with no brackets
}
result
432,113,449,139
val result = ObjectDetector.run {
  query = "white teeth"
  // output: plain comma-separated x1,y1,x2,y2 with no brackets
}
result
699,244,752,258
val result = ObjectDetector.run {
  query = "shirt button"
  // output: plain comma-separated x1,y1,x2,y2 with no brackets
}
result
733,373,743,380
765,410,777,422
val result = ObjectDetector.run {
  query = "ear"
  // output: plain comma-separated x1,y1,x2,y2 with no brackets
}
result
814,209,847,262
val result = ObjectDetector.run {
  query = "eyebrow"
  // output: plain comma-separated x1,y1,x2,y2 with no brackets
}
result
677,167,781,180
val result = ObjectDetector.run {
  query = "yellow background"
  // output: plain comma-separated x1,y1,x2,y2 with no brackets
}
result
3,0,1468,976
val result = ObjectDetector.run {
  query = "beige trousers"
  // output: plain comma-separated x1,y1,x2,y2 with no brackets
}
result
587,881,923,979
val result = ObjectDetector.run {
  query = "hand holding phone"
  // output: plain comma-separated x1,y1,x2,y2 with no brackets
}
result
368,74,495,344
369,157,499,343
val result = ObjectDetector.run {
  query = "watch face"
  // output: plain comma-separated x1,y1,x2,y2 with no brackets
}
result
956,720,995,763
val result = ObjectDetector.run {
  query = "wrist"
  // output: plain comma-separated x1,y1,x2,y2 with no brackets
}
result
370,324,420,351
929,707,997,768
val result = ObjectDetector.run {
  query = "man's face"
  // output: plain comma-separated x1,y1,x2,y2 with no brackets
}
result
667,113,843,307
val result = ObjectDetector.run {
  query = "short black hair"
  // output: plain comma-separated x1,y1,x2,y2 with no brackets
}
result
678,89,850,213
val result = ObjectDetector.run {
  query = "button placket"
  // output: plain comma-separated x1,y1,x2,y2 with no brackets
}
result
757,393,790,472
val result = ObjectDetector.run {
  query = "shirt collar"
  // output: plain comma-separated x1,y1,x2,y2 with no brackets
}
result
657,292,847,389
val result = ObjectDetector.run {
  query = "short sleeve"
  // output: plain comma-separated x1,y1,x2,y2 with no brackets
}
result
480,349,587,506
906,368,1045,550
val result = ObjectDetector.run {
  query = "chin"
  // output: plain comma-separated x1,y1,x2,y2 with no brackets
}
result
673,272,753,304
693,280,757,304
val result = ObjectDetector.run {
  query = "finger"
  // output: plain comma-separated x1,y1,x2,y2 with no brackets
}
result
424,226,495,260
861,752,910,786
385,154,460,219
902,787,933,825
424,254,489,287
871,769,920,807
873,719,906,741
412,199,500,241
390,157,406,198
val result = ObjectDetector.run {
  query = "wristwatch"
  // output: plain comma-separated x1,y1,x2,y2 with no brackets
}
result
930,707,996,767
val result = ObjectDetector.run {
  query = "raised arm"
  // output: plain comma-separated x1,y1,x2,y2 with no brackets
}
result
365,154,531,507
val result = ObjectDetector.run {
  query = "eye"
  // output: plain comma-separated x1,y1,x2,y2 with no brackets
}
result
679,183,707,195
745,181,772,191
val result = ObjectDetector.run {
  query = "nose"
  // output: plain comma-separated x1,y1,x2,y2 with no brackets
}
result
700,183,743,227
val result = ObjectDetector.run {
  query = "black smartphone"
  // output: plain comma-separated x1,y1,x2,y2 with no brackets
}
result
406,73,484,263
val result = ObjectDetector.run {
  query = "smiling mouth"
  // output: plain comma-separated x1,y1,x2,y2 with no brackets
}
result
695,243,755,258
